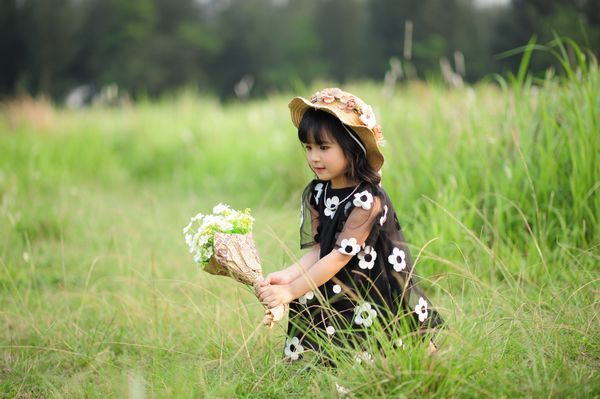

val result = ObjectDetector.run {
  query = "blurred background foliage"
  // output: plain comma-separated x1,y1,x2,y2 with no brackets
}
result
0,0,598,100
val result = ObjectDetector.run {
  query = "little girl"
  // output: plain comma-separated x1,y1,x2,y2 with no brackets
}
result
257,88,443,361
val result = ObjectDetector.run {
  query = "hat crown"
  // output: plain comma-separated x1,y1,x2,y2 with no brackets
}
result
309,88,383,145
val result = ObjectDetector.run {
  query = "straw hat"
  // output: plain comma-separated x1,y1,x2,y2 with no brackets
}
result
288,87,385,170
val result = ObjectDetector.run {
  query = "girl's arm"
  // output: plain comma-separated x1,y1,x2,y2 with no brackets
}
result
259,245,320,285
289,250,351,298
257,250,352,308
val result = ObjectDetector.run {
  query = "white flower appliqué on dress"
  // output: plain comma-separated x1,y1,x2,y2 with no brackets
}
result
324,196,340,218
353,190,373,210
284,336,305,361
415,297,429,322
380,205,388,226
314,183,323,205
353,302,378,327
332,284,342,294
326,325,336,335
388,247,407,272
298,290,314,305
357,246,377,270
338,238,361,256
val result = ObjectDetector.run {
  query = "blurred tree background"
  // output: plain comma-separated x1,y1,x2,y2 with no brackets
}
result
0,0,598,100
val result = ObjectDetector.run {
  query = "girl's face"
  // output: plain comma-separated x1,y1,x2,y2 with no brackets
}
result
304,130,350,188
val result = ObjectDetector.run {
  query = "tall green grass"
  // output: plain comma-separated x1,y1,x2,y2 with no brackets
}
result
0,39,598,397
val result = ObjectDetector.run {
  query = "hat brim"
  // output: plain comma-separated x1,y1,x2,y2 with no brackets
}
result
288,96,384,171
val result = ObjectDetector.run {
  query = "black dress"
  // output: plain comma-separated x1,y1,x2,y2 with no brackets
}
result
282,179,444,361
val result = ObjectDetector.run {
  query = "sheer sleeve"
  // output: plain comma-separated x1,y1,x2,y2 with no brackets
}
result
335,188,382,256
300,180,321,249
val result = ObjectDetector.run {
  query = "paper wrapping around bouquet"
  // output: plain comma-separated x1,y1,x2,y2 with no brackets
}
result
205,232,285,327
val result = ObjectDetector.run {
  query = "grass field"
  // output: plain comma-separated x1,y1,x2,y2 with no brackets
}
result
1,44,599,397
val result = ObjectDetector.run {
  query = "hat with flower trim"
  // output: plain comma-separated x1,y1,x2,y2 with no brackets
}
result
288,87,385,170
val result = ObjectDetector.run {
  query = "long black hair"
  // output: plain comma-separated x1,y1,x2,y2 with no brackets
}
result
298,108,381,186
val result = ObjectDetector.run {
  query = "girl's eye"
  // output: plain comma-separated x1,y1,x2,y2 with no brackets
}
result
320,145,329,151
305,145,312,151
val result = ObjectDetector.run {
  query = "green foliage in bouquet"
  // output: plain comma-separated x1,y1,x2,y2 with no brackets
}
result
183,203,254,266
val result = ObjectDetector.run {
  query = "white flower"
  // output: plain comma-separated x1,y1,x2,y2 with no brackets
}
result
326,325,335,335
212,203,230,215
388,247,407,272
353,302,377,327
298,290,314,305
338,238,361,256
324,196,340,218
314,182,323,205
332,284,342,294
395,338,406,350
335,382,350,396
354,351,374,365
183,204,254,267
359,105,377,129
415,297,429,322
284,336,305,361
380,205,388,226
190,212,204,222
357,246,377,270
217,220,234,231
201,214,219,226
197,234,209,247
352,190,373,210
191,230,204,252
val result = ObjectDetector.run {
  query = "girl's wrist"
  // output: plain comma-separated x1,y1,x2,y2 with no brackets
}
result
281,268,296,284
288,264,306,282
286,270,300,284
287,280,303,301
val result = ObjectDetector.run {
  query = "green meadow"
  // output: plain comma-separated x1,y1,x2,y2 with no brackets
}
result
1,45,598,397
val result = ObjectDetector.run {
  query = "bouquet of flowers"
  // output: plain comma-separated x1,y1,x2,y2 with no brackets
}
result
183,203,285,327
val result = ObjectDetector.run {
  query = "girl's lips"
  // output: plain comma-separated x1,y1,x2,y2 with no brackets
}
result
313,167,325,173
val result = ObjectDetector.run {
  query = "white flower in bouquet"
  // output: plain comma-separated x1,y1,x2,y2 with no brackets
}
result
183,203,285,327
183,203,254,267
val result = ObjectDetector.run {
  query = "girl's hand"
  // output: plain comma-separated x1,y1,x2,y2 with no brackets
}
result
257,284,294,309
259,270,292,287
